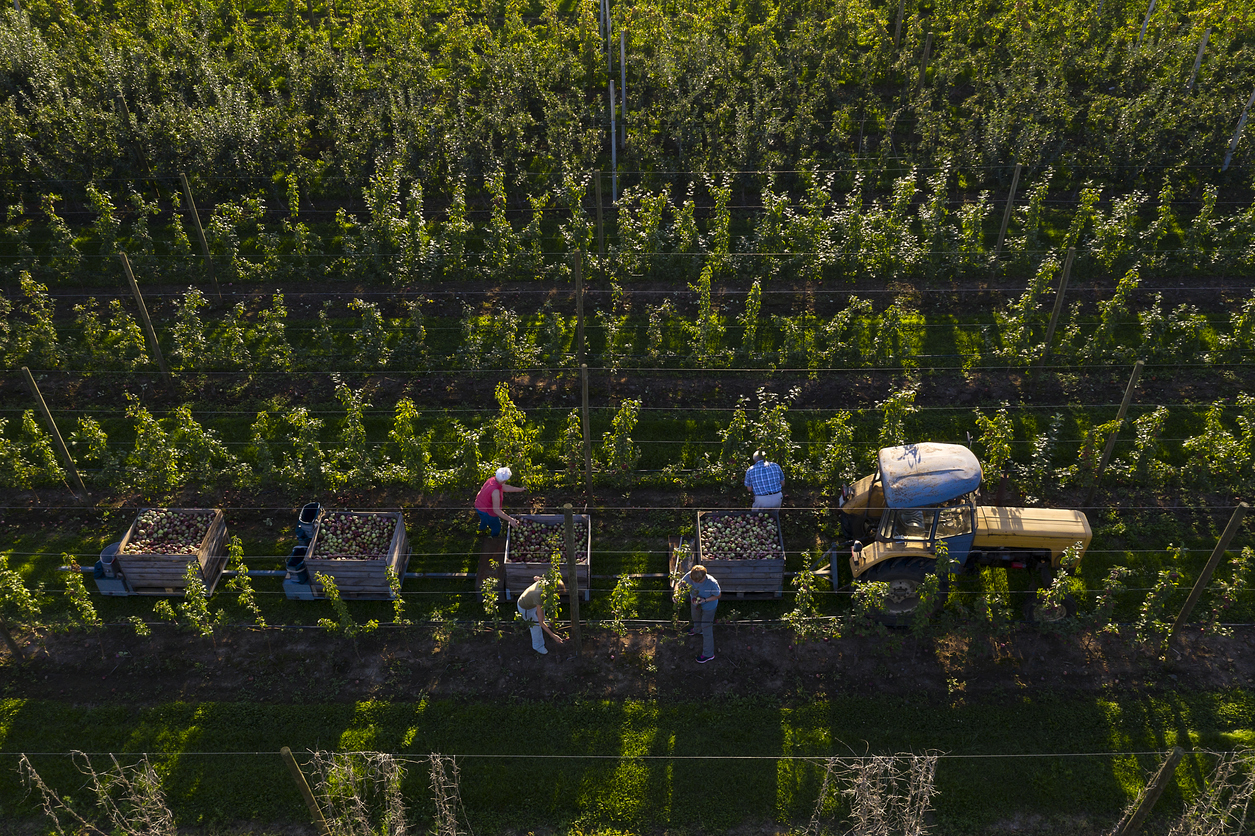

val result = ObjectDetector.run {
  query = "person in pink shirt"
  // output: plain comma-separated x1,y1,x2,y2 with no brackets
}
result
474,466,524,536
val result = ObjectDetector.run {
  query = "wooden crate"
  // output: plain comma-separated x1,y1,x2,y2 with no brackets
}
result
686,510,786,597
304,510,409,600
113,508,228,596
503,513,591,599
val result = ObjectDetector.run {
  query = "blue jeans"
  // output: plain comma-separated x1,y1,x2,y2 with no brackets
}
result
477,510,501,537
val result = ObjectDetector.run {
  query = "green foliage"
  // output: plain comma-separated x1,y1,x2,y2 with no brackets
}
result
12,272,61,368
224,536,265,628
316,573,377,637
738,280,762,359
1182,395,1255,488
607,576,637,637
388,398,432,491
170,288,210,371
1114,407,1171,488
177,563,223,638
973,407,1015,478
817,411,858,488
0,410,63,489
542,558,563,626
996,254,1059,364
749,387,800,475
560,409,585,486
1079,266,1140,362
489,382,541,489
849,581,890,637
1204,547,1254,636
783,567,824,640
599,399,642,477
876,388,918,455
1134,562,1182,658
331,377,373,489
685,262,728,367
1020,413,1069,501
63,558,102,629
348,298,391,369
1091,567,1132,633
387,567,408,626
0,554,41,627
480,561,501,629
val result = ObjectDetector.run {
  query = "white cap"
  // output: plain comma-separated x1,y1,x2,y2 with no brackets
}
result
495,466,512,483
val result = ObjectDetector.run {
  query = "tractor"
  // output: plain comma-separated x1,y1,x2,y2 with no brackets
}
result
837,442,1092,625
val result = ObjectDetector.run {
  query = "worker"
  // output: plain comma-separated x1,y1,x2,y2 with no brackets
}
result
517,575,566,654
474,466,524,536
744,450,785,509
681,564,720,663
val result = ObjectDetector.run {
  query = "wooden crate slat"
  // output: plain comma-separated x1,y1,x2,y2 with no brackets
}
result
113,508,228,597
304,509,408,598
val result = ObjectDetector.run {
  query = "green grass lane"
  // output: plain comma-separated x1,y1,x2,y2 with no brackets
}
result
1,691,1253,832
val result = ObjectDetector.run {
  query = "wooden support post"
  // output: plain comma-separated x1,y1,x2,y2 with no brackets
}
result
1186,27,1210,92
1040,247,1075,363
1111,747,1185,836
916,32,933,92
179,173,221,302
892,0,905,47
1134,0,1156,51
581,363,592,494
1084,360,1144,508
575,251,585,364
564,503,582,653
118,253,174,388
280,747,331,836
594,171,605,261
1171,503,1248,636
1222,85,1255,173
994,163,1022,260
20,367,87,497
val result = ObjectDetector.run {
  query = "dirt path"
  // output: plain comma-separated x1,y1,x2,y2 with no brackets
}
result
10,621,1255,706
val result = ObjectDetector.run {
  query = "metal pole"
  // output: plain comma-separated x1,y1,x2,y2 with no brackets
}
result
619,30,627,149
179,173,221,302
1040,247,1075,363
1110,747,1185,836
564,503,582,652
594,172,605,260
575,251,585,364
1134,0,1156,51
1222,85,1255,173
916,32,933,92
20,367,87,497
118,252,174,387
279,747,331,836
1171,503,1248,636
581,363,592,494
1186,28,1210,92
994,162,1022,260
1084,360,1144,508
609,79,617,201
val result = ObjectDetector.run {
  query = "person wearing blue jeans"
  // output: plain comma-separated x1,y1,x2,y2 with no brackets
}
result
681,564,720,663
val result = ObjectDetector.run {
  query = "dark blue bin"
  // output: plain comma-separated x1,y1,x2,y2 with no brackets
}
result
287,546,309,584
296,502,320,544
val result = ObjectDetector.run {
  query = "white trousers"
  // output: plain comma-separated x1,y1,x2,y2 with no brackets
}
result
752,492,783,509
517,602,545,650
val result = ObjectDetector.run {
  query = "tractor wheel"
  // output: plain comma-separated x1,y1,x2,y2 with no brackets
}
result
1023,592,1077,624
861,557,948,628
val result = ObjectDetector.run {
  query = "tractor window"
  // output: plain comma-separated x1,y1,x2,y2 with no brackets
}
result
881,509,936,540
935,505,973,537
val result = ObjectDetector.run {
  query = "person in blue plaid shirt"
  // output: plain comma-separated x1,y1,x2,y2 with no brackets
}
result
744,450,785,509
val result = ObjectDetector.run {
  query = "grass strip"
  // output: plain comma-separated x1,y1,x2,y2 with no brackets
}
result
0,691,1253,833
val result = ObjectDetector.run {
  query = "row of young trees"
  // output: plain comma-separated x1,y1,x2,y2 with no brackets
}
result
4,379,1253,500
4,267,1253,374
5,168,1255,291
0,0,1251,198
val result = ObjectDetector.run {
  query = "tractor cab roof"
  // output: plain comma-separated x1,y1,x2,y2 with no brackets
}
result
878,443,983,508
